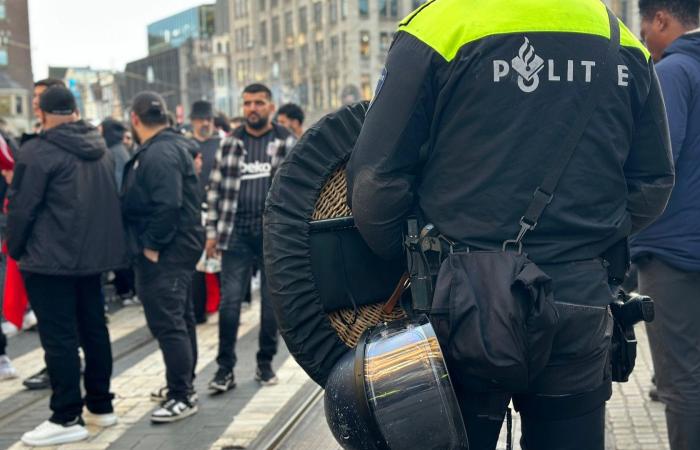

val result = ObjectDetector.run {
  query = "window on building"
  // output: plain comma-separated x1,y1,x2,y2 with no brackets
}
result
359,0,369,18
15,95,23,115
217,42,223,54
259,0,266,11
412,0,423,9
340,0,348,19
299,6,308,34
0,96,10,116
299,80,309,106
359,31,370,59
0,49,8,66
315,40,324,63
313,78,323,109
379,0,399,18
271,0,279,8
286,48,295,68
329,0,338,24
341,32,347,59
217,68,226,87
272,16,281,44
361,74,372,101
328,75,339,108
313,2,323,28
380,32,391,52
330,35,339,59
0,2,6,20
285,11,294,38
300,44,308,67
260,21,268,46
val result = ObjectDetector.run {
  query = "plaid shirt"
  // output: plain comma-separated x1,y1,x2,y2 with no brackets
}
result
206,125,295,250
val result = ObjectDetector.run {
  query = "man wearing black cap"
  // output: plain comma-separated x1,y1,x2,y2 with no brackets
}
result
7,86,128,446
121,91,204,423
189,100,221,324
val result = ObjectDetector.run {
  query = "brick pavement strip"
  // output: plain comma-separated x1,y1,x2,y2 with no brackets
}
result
210,356,307,450
4,303,262,450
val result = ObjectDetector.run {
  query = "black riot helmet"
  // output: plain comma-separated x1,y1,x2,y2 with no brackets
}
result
324,316,469,450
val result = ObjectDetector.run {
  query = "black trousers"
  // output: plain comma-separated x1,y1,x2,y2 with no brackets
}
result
638,256,700,450
192,271,207,323
217,233,278,372
113,268,135,297
453,259,613,450
0,326,6,355
135,258,197,402
23,273,114,424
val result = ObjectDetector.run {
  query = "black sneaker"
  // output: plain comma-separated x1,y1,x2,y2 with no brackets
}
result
23,367,51,390
209,370,236,393
255,366,278,386
151,398,198,423
649,388,661,402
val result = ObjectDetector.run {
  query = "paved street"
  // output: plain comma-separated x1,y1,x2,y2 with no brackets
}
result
1,294,670,450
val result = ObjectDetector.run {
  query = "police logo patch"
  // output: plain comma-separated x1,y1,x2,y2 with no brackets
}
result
368,67,388,111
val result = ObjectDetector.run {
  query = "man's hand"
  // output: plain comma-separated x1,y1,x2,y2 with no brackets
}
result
205,239,219,259
143,248,159,263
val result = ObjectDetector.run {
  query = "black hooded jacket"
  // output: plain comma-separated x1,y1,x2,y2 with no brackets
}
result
101,118,130,190
7,120,128,275
121,128,204,267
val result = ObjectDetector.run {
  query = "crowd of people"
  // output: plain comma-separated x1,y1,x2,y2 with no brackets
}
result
0,76,304,445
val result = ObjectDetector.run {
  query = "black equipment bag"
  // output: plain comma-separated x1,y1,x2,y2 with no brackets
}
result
429,8,621,393
310,217,405,313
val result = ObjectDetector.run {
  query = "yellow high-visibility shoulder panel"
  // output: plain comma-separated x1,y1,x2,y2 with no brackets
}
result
399,0,650,62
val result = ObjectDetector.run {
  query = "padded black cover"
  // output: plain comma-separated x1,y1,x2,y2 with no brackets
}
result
264,102,371,386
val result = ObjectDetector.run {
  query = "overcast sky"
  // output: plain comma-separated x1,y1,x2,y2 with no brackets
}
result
28,0,208,79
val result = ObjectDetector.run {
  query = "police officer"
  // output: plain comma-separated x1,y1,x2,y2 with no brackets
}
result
347,1,674,449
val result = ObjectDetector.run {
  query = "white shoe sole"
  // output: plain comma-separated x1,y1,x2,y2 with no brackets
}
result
0,371,18,380
150,405,198,423
21,427,88,446
84,414,118,427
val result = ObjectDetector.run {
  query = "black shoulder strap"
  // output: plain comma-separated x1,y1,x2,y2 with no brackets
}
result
504,8,621,252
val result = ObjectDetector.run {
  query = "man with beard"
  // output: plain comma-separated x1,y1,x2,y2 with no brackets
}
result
122,92,203,423
189,100,220,324
8,86,127,446
205,84,296,392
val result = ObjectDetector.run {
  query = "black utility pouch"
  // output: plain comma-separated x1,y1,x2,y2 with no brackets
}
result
431,250,558,393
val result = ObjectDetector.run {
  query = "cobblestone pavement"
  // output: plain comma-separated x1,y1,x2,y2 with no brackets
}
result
1,297,669,450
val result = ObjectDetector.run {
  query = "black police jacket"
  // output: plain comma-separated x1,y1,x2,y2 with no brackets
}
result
121,128,204,267
7,120,128,275
347,0,675,264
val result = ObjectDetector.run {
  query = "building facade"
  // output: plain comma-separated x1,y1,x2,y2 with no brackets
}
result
49,66,126,122
226,0,423,123
0,0,33,134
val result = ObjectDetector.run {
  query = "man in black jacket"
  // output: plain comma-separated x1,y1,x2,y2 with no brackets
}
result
7,86,128,446
347,1,674,449
122,92,204,423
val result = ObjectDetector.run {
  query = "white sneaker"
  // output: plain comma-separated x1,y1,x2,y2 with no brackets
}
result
83,411,118,427
0,355,17,380
23,310,38,330
21,419,88,446
1,321,18,337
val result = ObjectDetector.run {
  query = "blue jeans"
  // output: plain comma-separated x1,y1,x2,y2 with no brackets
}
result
217,233,278,372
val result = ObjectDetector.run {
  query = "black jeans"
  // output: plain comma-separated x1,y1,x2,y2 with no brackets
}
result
23,273,114,424
113,268,135,297
453,259,614,450
135,257,197,402
638,256,700,450
192,271,207,323
0,326,6,355
218,233,278,372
